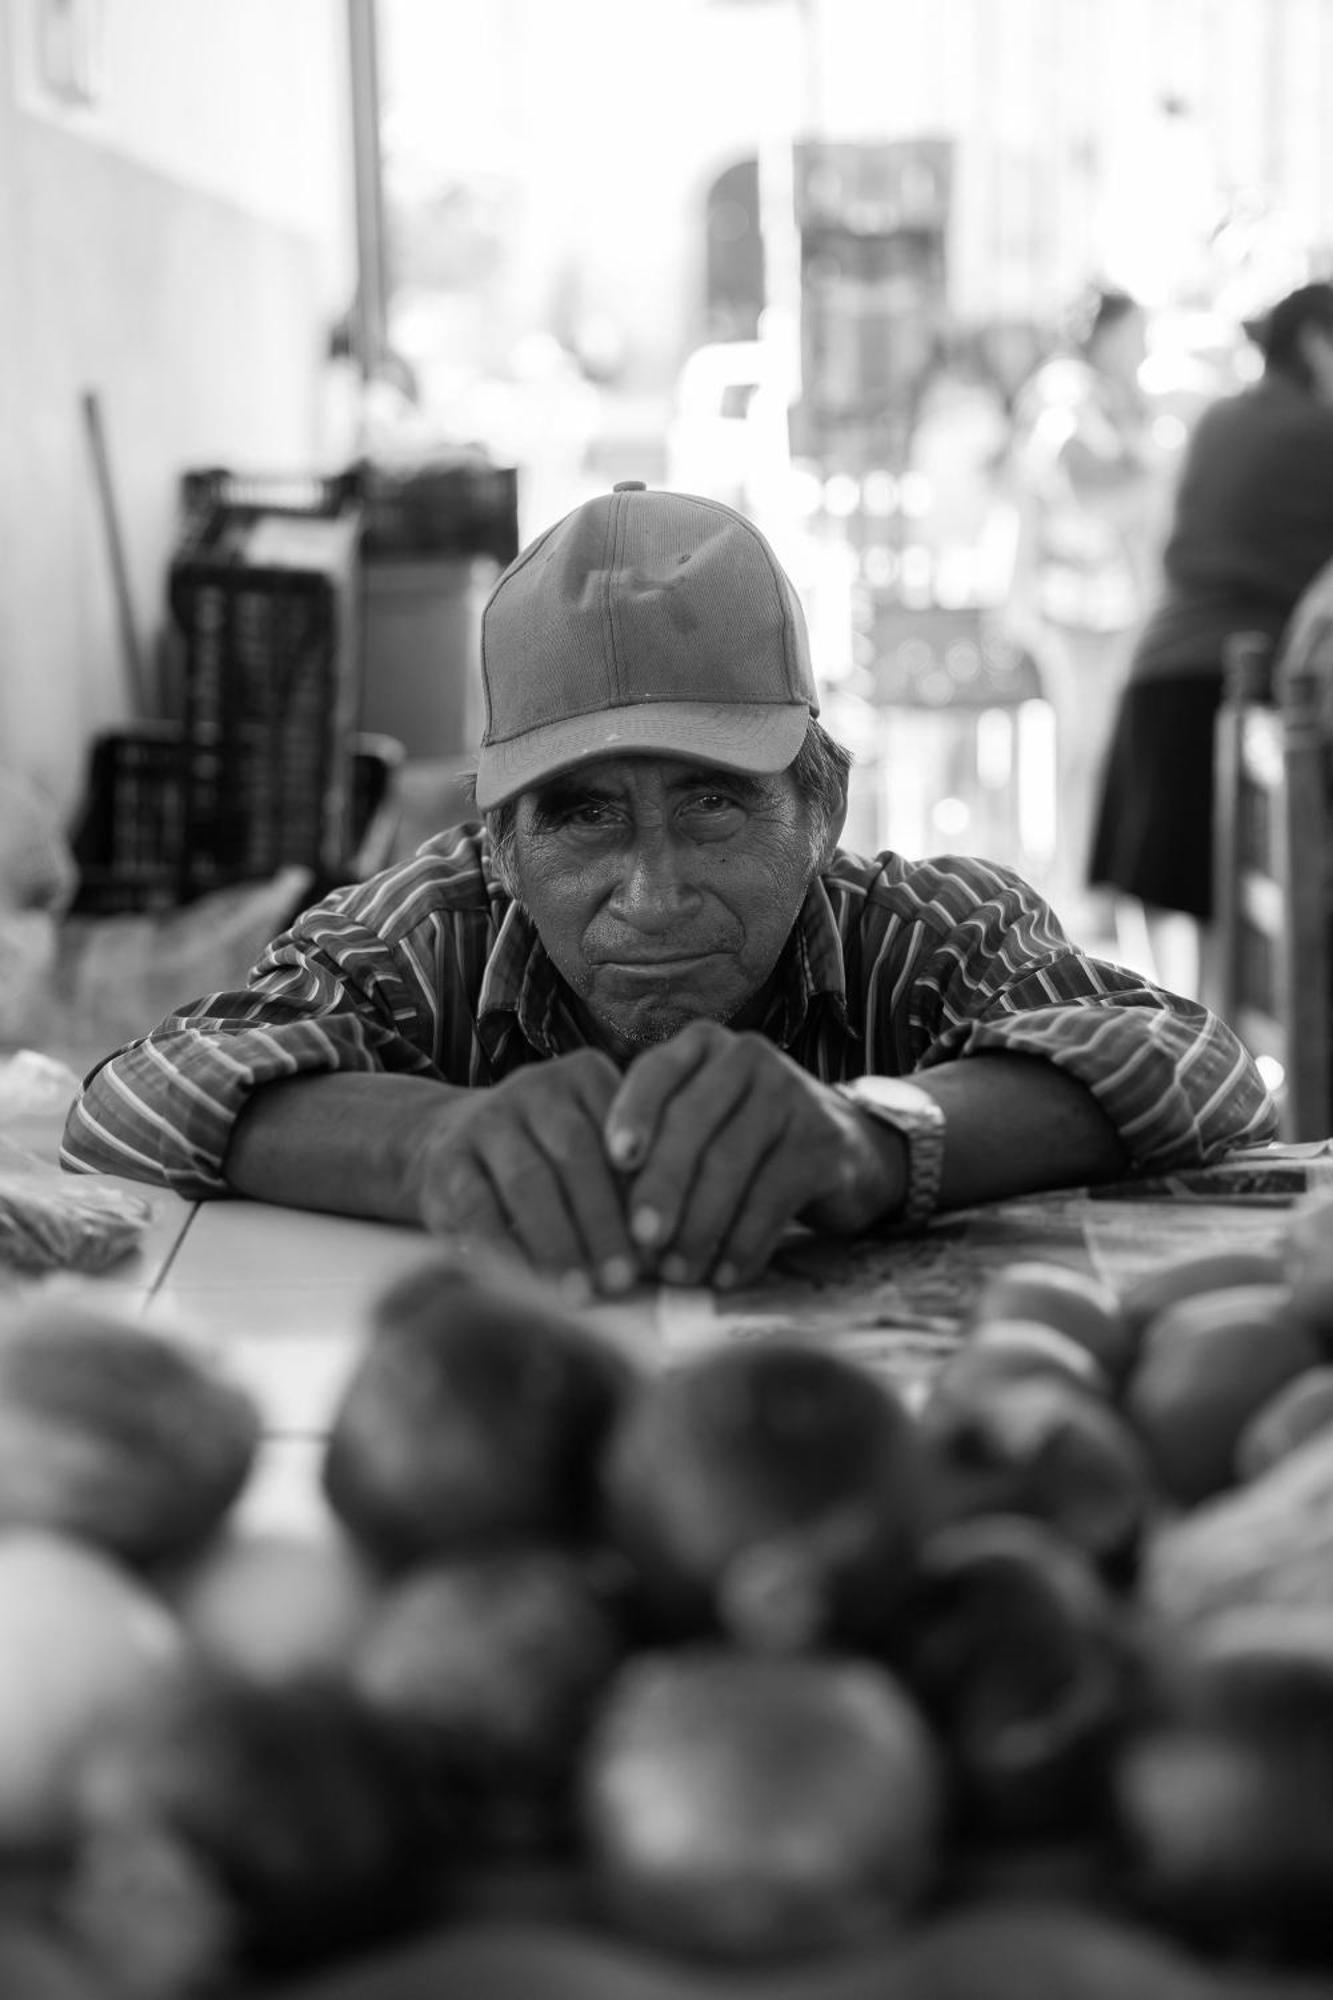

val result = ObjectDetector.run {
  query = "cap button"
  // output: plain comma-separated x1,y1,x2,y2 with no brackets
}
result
612,479,647,492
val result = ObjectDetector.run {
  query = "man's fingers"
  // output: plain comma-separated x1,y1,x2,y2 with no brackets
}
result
652,1113,789,1285
419,1147,510,1245
620,1051,760,1259
476,1128,595,1278
414,1050,639,1294
620,1038,861,1288
702,1142,828,1288
523,1102,641,1294
603,1023,718,1172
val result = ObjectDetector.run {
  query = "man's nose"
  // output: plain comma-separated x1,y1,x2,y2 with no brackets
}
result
609,834,702,927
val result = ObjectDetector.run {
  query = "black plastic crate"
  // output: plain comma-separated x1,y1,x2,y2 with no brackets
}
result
69,724,401,915
179,464,360,526
358,460,520,566
170,498,363,899
182,459,520,567
69,724,186,915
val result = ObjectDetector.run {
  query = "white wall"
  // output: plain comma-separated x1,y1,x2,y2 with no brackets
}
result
0,0,355,818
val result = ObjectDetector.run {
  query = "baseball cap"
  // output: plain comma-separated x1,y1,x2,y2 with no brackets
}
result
473,481,819,809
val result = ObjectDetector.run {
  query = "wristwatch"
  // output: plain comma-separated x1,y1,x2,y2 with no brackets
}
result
834,1075,946,1229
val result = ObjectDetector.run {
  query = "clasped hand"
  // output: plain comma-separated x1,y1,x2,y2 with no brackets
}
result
411,1022,901,1295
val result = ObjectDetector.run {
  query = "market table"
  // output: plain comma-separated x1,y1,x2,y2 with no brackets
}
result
6,1128,1330,1531
91,1138,1333,1530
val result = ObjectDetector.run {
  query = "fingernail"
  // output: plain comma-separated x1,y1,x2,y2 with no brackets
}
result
631,1206,662,1247
600,1255,636,1294
715,1262,738,1290
558,1269,592,1306
661,1254,690,1285
607,1127,642,1169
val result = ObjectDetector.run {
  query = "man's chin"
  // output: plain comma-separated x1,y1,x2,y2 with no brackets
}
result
583,995,737,1059
600,1004,718,1052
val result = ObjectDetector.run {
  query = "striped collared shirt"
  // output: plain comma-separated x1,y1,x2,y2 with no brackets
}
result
61,826,1276,1195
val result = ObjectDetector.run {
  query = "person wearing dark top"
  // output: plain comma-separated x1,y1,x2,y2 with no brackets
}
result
1090,280,1333,996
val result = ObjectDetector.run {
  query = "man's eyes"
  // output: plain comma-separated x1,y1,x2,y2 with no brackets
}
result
545,790,747,832
562,801,618,828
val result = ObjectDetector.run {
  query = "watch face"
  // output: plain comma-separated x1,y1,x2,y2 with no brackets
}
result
840,1074,945,1228
854,1076,937,1116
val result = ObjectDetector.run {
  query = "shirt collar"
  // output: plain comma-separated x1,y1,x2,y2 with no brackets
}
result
760,870,850,1046
476,873,851,1064
475,899,566,1062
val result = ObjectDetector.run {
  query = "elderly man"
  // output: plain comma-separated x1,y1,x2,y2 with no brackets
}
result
62,483,1274,1295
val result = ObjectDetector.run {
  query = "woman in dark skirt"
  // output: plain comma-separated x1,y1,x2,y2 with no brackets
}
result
1090,281,1333,997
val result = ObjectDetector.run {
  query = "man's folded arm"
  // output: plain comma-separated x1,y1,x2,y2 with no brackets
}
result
922,990,1278,1173
59,1012,436,1197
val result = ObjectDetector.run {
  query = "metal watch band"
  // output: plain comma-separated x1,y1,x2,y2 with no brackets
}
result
834,1078,946,1229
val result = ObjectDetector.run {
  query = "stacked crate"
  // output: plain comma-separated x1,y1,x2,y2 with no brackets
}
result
169,494,363,899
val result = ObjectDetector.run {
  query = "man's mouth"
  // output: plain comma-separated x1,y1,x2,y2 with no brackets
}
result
596,951,721,971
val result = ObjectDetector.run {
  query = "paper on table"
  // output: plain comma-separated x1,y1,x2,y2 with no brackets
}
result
649,1189,1294,1401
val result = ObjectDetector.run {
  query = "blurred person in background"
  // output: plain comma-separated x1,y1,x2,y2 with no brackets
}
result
1089,279,1333,999
907,333,1015,601
1006,287,1166,941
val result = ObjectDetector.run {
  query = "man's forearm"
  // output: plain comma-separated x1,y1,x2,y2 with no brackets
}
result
219,1053,1131,1264
222,1072,463,1224
913,1053,1129,1211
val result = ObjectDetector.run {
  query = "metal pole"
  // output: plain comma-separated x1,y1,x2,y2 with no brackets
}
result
347,0,389,385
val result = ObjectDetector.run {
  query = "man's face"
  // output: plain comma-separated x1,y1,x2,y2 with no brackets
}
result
508,755,831,1059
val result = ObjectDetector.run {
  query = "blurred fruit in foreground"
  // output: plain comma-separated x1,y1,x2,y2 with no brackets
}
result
579,1648,943,1960
968,1261,1135,1386
598,1342,925,1650
933,1319,1112,1404
1141,1427,1333,1626
322,1259,633,1570
897,1514,1130,1842
883,1896,1222,2000
0,1529,184,1851
351,1544,626,1855
234,1891,1243,2000
0,1301,260,1567
1117,1248,1287,1340
1123,1284,1320,1506
1235,1364,1333,1483
920,1368,1153,1580
1284,1188,1333,1341
163,1525,383,1686
1112,1608,1333,1963
65,1666,426,1990
0,1917,106,2000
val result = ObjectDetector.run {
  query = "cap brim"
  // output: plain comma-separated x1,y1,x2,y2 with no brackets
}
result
474,701,811,810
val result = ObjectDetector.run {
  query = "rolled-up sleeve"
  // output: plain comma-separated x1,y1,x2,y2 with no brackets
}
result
60,838,498,1195
60,933,440,1196
934,981,1277,1170
853,855,1278,1169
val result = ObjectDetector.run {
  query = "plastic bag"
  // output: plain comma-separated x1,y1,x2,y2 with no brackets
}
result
0,765,77,1046
0,765,77,914
51,864,313,1052
0,912,59,1045
0,1173,153,1275
0,1048,80,1119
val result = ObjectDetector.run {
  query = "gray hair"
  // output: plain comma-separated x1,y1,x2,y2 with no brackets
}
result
461,717,851,893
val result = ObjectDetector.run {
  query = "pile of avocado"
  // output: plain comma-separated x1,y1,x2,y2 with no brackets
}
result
0,1192,1332,1998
